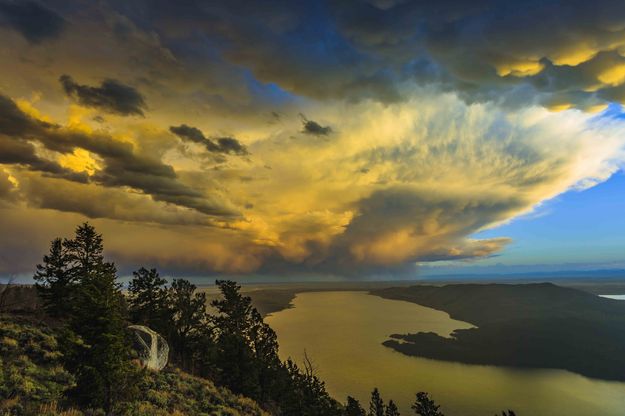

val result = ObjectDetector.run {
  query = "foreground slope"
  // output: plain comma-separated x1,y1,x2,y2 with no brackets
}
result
0,314,268,416
372,283,625,381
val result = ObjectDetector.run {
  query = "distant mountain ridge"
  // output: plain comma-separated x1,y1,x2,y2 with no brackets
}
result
373,283,625,325
372,283,625,381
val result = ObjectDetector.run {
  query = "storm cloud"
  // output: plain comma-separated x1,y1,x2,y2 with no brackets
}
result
60,75,147,116
0,93,238,218
301,116,333,136
4,1,625,278
170,124,248,155
89,0,625,110
0,0,65,43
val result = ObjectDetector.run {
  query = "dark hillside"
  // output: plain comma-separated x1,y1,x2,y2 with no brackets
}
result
372,283,625,325
372,283,625,381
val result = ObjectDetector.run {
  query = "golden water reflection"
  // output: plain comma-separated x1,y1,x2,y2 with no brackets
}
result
266,291,625,416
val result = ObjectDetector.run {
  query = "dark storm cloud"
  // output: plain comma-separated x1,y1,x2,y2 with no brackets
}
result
300,115,332,136
105,0,403,103
0,96,88,182
308,187,516,275
169,124,205,144
215,137,248,155
0,0,65,43
0,135,88,183
170,124,248,155
102,0,625,109
14,173,218,226
249,185,516,278
302,120,332,136
0,94,51,136
0,93,238,217
60,75,147,116
330,0,625,108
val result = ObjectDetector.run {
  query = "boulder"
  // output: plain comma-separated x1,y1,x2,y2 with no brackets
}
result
128,325,169,371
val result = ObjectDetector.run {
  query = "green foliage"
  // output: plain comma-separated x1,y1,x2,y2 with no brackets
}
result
127,268,169,335
369,388,385,416
0,316,269,416
277,358,344,416
167,278,208,369
412,392,443,416
208,280,344,415
63,271,140,411
211,280,277,401
386,400,400,416
33,238,73,318
346,396,366,416
117,368,269,416
0,315,74,415
34,223,141,412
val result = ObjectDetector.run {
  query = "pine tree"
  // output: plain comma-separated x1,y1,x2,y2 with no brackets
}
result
63,223,114,278
346,396,366,416
279,358,343,416
249,307,281,401
369,388,385,416
412,392,444,416
211,280,253,334
33,238,73,318
168,278,207,369
59,223,140,412
386,399,401,416
211,280,261,398
127,267,170,334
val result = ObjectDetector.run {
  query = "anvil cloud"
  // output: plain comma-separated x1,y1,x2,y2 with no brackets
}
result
1,0,625,278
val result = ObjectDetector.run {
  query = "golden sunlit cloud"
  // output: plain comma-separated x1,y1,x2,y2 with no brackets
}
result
3,0,625,278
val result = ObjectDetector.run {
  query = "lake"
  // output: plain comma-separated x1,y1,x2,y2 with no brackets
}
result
266,291,625,416
601,295,625,300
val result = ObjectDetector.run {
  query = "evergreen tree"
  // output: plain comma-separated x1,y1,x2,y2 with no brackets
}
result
168,278,207,369
63,223,114,278
127,267,170,334
209,279,342,413
249,307,282,401
412,392,444,416
211,280,262,399
346,396,366,416
279,358,344,416
386,400,401,416
33,238,73,318
211,280,253,334
369,388,385,416
58,223,140,412
189,322,217,379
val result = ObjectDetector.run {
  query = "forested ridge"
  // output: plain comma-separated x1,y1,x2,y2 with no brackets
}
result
373,284,625,381
1,223,516,415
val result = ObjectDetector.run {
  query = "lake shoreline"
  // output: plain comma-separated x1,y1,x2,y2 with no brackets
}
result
372,283,625,382
267,290,625,416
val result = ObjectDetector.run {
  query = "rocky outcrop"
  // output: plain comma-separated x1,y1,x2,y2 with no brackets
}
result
128,325,169,371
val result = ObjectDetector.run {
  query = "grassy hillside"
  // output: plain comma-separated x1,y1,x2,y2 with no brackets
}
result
372,283,625,381
0,314,269,416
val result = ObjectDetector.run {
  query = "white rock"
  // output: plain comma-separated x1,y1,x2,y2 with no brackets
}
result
128,325,169,371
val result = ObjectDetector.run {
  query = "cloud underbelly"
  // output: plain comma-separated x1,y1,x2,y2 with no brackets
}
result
1,89,624,276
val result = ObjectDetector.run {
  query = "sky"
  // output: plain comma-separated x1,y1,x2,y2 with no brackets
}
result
3,0,625,281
